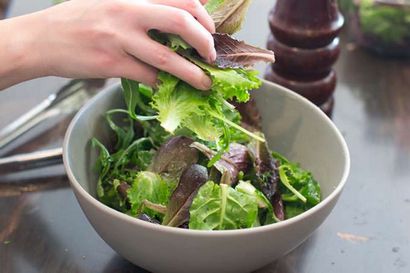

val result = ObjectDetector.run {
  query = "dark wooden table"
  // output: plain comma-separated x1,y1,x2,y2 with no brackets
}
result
1,1,410,273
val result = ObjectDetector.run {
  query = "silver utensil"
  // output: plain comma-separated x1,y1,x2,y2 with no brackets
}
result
0,147,63,174
0,79,104,150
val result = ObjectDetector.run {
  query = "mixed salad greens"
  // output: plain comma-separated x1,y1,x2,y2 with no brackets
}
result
339,0,410,45
91,0,321,230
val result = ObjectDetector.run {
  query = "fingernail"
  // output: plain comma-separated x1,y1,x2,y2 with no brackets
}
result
210,23,216,34
209,49,217,63
202,75,212,90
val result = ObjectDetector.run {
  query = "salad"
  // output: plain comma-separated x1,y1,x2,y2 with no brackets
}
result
91,0,321,230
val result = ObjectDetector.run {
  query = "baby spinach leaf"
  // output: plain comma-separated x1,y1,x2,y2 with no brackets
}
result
189,181,258,230
272,152,321,207
284,203,307,219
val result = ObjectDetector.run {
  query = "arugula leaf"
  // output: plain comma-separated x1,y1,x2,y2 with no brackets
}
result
111,137,154,173
127,171,175,219
121,78,157,118
189,181,258,230
105,110,134,151
91,138,112,198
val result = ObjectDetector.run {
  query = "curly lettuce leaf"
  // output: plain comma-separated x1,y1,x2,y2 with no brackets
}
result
188,57,261,102
189,181,258,230
127,171,175,219
183,114,222,142
152,73,209,133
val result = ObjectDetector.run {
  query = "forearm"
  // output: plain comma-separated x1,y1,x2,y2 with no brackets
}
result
0,13,46,90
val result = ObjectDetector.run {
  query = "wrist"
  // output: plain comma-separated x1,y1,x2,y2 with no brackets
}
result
0,12,47,89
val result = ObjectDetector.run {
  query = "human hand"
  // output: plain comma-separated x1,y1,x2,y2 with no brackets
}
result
2,0,216,90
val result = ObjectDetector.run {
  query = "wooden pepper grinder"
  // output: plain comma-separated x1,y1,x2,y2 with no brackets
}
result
265,0,344,117
0,0,9,19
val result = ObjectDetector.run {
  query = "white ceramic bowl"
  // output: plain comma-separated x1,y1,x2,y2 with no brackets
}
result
63,80,350,273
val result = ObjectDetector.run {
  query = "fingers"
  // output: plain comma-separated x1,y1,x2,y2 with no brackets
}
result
124,37,212,90
148,0,215,33
136,4,216,63
116,55,158,87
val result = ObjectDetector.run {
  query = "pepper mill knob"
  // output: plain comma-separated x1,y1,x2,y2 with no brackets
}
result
265,0,344,116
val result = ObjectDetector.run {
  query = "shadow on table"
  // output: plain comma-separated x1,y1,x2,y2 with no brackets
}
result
103,255,149,273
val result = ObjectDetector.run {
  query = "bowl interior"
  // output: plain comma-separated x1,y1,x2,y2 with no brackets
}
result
65,80,349,216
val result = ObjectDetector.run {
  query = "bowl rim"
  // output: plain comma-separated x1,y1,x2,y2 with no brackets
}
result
63,79,350,236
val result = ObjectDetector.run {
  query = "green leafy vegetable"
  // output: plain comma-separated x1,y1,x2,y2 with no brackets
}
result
188,57,261,102
152,73,208,134
272,152,321,219
91,0,322,230
149,136,199,180
189,181,258,230
127,171,175,219
236,180,279,224
248,135,284,220
105,109,134,151
121,78,156,119
273,152,321,207
163,164,208,227
91,138,112,198
359,0,410,44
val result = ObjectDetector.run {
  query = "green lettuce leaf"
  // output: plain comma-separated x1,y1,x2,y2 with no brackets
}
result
189,181,258,230
188,57,261,102
127,171,175,219
236,180,279,224
152,72,209,133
